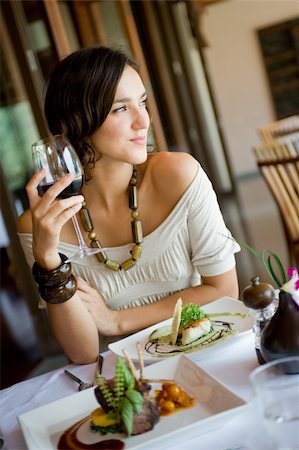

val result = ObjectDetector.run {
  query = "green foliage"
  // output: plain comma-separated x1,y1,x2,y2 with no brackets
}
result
230,237,286,288
121,398,134,436
180,304,208,327
122,361,135,389
97,376,116,409
96,357,144,436
126,389,144,414
126,389,143,405
90,423,122,435
114,358,126,409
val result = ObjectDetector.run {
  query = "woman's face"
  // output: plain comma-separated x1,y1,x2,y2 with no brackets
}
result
90,65,150,165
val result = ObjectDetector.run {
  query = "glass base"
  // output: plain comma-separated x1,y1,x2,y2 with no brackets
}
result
66,246,101,263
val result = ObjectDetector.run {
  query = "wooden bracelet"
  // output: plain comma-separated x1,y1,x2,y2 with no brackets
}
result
39,274,77,304
32,253,71,287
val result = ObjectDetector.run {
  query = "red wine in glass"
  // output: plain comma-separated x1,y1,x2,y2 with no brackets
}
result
37,178,84,199
32,134,101,261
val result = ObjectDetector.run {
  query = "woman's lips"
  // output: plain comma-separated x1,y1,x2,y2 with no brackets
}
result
130,137,147,145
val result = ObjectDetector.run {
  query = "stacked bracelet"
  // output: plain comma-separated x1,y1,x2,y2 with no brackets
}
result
32,253,77,304
39,275,77,304
32,253,71,287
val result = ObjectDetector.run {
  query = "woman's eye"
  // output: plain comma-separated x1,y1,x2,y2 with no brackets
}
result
140,97,147,106
113,105,127,113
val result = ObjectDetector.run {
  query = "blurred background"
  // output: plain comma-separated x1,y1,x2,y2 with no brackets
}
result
1,0,298,388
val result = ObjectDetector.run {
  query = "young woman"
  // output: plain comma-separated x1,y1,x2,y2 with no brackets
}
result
17,46,240,364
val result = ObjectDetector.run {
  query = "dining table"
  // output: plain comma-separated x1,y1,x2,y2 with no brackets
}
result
0,331,276,450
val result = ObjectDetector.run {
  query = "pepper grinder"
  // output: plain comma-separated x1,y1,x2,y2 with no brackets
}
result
241,276,276,364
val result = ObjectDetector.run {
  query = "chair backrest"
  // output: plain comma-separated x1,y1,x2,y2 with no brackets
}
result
259,115,299,143
253,140,299,266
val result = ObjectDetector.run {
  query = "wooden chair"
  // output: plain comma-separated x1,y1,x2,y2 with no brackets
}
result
253,140,299,267
259,115,299,143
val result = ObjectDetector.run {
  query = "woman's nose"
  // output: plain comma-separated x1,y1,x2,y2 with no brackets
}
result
132,108,150,129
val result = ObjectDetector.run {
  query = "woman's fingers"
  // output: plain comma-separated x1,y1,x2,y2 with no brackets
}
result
26,169,46,208
30,173,75,207
27,170,84,221
27,170,85,254
31,196,84,266
76,278,105,307
26,171,80,205
32,194,84,239
46,194,84,217
40,173,74,203
76,277,96,294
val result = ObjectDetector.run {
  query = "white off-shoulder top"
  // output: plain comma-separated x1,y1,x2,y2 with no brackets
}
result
18,163,240,349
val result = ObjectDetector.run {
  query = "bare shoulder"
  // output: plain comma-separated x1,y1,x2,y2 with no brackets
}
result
17,209,33,233
146,151,198,195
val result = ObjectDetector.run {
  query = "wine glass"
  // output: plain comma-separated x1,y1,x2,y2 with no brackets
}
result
32,134,101,261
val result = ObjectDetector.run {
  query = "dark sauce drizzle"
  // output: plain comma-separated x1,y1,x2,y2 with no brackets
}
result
57,415,124,450
145,326,233,355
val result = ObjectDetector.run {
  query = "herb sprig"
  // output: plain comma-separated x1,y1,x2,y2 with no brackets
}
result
96,357,144,436
180,304,208,327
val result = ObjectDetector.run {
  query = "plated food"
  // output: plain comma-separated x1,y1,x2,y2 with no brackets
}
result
57,348,195,448
146,298,247,357
109,297,254,363
18,354,247,450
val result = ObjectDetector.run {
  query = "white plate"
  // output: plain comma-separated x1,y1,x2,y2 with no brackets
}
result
18,355,246,450
109,297,253,363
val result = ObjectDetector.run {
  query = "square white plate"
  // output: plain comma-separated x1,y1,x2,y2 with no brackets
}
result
18,355,246,450
109,297,253,363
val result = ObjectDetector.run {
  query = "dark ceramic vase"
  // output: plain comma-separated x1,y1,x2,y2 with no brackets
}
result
260,291,299,372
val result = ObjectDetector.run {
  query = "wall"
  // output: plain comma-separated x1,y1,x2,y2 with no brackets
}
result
201,0,299,177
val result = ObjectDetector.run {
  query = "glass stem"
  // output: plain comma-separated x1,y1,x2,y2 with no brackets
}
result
71,215,89,250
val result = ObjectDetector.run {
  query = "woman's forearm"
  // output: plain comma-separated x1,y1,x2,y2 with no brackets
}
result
46,267,238,356
115,268,239,335
47,294,99,364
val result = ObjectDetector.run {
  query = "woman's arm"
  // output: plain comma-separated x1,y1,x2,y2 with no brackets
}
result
116,267,239,333
76,267,239,336
17,170,100,364
46,297,99,364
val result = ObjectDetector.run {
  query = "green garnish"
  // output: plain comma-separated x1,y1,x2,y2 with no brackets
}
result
180,303,208,327
90,423,122,435
96,357,144,436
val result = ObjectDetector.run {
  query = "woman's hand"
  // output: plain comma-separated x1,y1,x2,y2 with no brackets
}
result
26,169,84,269
76,277,119,335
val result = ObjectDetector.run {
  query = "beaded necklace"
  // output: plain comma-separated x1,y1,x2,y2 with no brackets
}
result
80,169,143,271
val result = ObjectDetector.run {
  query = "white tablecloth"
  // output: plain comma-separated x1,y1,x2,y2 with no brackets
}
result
0,333,276,450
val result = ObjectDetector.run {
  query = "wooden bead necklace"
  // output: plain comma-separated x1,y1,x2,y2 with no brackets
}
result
79,169,143,271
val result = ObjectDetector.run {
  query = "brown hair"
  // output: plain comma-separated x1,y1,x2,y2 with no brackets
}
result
44,46,139,180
